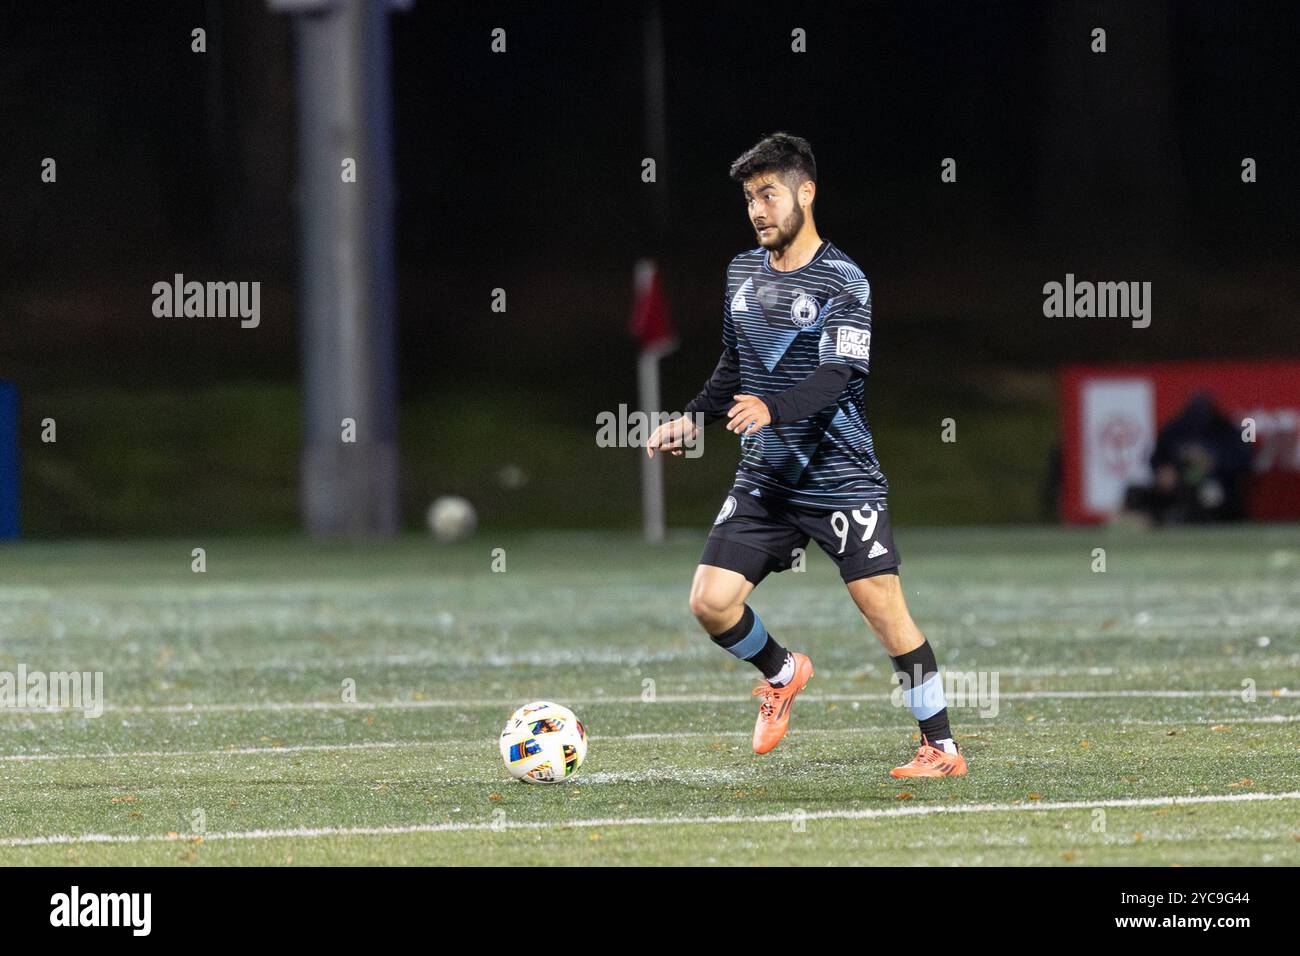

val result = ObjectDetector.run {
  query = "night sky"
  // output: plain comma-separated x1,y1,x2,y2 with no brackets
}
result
3,1,1297,396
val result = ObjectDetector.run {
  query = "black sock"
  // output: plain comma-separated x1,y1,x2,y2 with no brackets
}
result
890,640,955,749
919,713,954,747
710,604,790,682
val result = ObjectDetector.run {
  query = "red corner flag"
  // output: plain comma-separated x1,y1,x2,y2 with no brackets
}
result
628,259,678,357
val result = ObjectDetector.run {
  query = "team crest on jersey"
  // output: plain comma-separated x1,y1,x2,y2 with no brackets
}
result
789,291,820,329
714,495,737,525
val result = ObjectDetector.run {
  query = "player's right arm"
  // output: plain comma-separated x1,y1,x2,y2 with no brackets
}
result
645,413,698,458
646,349,739,457
647,269,743,457
683,346,742,424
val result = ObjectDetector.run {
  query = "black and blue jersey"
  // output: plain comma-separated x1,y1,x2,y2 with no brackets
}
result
687,239,888,510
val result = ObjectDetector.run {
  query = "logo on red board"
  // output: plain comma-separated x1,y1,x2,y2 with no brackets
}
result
1097,415,1144,476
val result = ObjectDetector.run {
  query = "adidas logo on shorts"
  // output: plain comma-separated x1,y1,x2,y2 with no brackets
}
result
867,541,888,559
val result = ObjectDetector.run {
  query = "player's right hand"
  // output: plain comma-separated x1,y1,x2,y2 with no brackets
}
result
646,415,699,458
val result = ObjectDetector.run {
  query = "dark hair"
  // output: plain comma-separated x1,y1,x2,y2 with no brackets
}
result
728,132,817,197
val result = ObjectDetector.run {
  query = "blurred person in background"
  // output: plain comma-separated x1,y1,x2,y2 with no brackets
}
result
1124,392,1253,525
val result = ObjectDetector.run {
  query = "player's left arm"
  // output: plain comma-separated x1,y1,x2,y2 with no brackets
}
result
727,275,872,435
726,365,853,433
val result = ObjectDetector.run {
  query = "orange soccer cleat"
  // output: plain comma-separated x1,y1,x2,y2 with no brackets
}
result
890,737,969,778
751,652,814,754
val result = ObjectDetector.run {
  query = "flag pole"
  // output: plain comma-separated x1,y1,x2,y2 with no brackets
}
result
636,1,670,543
631,260,673,543
638,349,666,543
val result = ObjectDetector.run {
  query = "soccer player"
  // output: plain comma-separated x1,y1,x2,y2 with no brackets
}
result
647,132,967,777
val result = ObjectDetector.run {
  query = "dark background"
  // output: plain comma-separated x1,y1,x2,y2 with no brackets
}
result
2,0,1297,535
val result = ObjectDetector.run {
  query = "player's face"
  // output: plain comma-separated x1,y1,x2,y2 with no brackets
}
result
744,173,804,251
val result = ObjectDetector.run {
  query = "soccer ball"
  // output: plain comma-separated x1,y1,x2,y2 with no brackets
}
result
499,701,588,784
426,495,477,542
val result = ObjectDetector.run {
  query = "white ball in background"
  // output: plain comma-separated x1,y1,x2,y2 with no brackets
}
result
496,463,529,490
426,495,477,542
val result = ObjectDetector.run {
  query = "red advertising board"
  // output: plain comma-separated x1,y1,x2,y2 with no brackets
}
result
1060,361,1300,523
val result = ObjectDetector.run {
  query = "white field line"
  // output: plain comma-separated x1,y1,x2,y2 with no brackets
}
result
0,656,1237,677
0,732,834,762
2,790,1298,848
3,713,1298,763
0,688,1295,716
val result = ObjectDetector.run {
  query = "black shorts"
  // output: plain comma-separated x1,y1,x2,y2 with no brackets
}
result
700,487,901,585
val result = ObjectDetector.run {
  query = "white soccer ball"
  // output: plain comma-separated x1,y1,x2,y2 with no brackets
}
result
426,495,477,542
499,700,588,784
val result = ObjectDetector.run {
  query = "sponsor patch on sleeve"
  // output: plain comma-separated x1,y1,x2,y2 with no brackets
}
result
835,327,871,360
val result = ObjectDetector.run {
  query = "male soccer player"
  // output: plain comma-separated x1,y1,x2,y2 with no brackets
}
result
647,132,967,777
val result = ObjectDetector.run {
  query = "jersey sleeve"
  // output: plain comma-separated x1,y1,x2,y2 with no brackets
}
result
817,274,872,376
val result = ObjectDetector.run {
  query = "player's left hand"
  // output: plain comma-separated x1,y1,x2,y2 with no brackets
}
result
727,394,771,436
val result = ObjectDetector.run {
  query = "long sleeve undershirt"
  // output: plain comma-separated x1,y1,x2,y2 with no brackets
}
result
762,363,854,423
683,348,742,424
683,352,854,425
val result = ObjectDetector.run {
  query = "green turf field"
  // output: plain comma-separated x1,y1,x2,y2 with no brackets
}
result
0,526,1297,865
